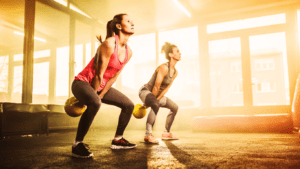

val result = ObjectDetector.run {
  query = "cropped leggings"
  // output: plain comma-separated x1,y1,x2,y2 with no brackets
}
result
138,86,179,135
72,80,134,141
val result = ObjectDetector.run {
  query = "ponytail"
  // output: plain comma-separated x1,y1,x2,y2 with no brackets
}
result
96,13,127,43
105,20,114,40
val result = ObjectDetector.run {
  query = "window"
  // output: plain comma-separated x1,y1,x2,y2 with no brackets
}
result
209,38,243,107
32,50,50,104
231,61,241,72
256,82,276,92
250,32,289,106
159,27,200,107
122,33,156,103
255,58,275,71
56,46,69,104
0,0,25,102
33,62,49,103
0,56,9,102
232,83,243,93
207,13,286,34
13,65,23,103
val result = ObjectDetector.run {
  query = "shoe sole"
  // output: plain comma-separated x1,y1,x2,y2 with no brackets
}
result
144,139,159,144
110,145,137,149
144,141,159,144
162,138,179,140
72,153,94,158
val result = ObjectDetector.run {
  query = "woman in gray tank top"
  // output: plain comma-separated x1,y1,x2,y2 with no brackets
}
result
138,42,181,144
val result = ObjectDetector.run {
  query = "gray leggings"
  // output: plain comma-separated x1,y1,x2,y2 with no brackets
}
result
138,85,179,136
72,80,134,141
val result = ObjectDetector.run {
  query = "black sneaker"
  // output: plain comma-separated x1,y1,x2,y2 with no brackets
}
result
110,138,137,149
72,143,94,158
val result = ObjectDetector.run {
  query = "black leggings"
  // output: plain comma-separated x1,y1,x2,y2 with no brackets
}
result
71,80,134,141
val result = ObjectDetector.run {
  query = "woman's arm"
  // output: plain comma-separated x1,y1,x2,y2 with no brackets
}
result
98,46,133,99
152,64,168,97
92,37,115,94
156,70,178,100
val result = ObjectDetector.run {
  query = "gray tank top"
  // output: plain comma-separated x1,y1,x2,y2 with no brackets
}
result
145,62,176,95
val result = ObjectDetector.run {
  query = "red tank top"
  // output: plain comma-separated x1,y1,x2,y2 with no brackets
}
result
74,35,128,91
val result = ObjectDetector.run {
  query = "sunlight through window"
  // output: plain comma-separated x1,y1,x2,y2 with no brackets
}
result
122,33,156,103
209,38,243,107
249,32,290,106
54,0,68,6
0,56,8,102
207,13,286,34
159,27,200,107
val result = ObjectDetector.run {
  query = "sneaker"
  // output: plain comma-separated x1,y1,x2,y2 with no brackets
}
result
111,138,137,149
72,143,94,158
144,135,159,144
162,132,178,140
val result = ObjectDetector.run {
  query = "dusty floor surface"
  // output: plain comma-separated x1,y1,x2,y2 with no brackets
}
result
0,129,300,169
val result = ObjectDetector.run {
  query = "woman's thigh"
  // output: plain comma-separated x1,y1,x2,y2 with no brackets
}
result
101,87,133,108
71,80,100,105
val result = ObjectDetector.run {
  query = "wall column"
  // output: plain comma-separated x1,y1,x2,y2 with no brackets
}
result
22,0,36,103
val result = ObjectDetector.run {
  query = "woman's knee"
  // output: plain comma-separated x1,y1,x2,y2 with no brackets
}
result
145,94,158,106
123,100,134,114
144,93,160,114
87,97,101,110
171,104,179,114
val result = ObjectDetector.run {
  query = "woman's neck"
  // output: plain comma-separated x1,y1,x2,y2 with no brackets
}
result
169,59,177,69
118,33,130,47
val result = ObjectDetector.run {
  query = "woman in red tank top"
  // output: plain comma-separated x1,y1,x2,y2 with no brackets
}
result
71,14,136,158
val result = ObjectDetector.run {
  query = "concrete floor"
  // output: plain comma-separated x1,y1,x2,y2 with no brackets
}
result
0,129,300,169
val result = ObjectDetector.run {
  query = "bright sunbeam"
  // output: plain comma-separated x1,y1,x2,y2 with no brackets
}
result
13,31,46,42
173,0,191,17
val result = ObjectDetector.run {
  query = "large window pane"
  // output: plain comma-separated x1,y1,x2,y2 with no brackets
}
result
209,38,243,107
0,56,9,102
36,1,70,104
85,43,92,65
159,27,200,107
0,0,25,102
75,19,92,73
13,65,23,103
123,33,156,103
56,46,69,104
249,32,289,106
32,62,49,103
74,44,84,75
32,50,50,104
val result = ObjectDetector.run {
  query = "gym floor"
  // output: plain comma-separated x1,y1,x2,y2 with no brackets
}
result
0,129,300,169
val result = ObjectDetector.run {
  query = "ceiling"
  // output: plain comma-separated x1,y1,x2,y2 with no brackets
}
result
71,0,298,33
0,0,298,53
